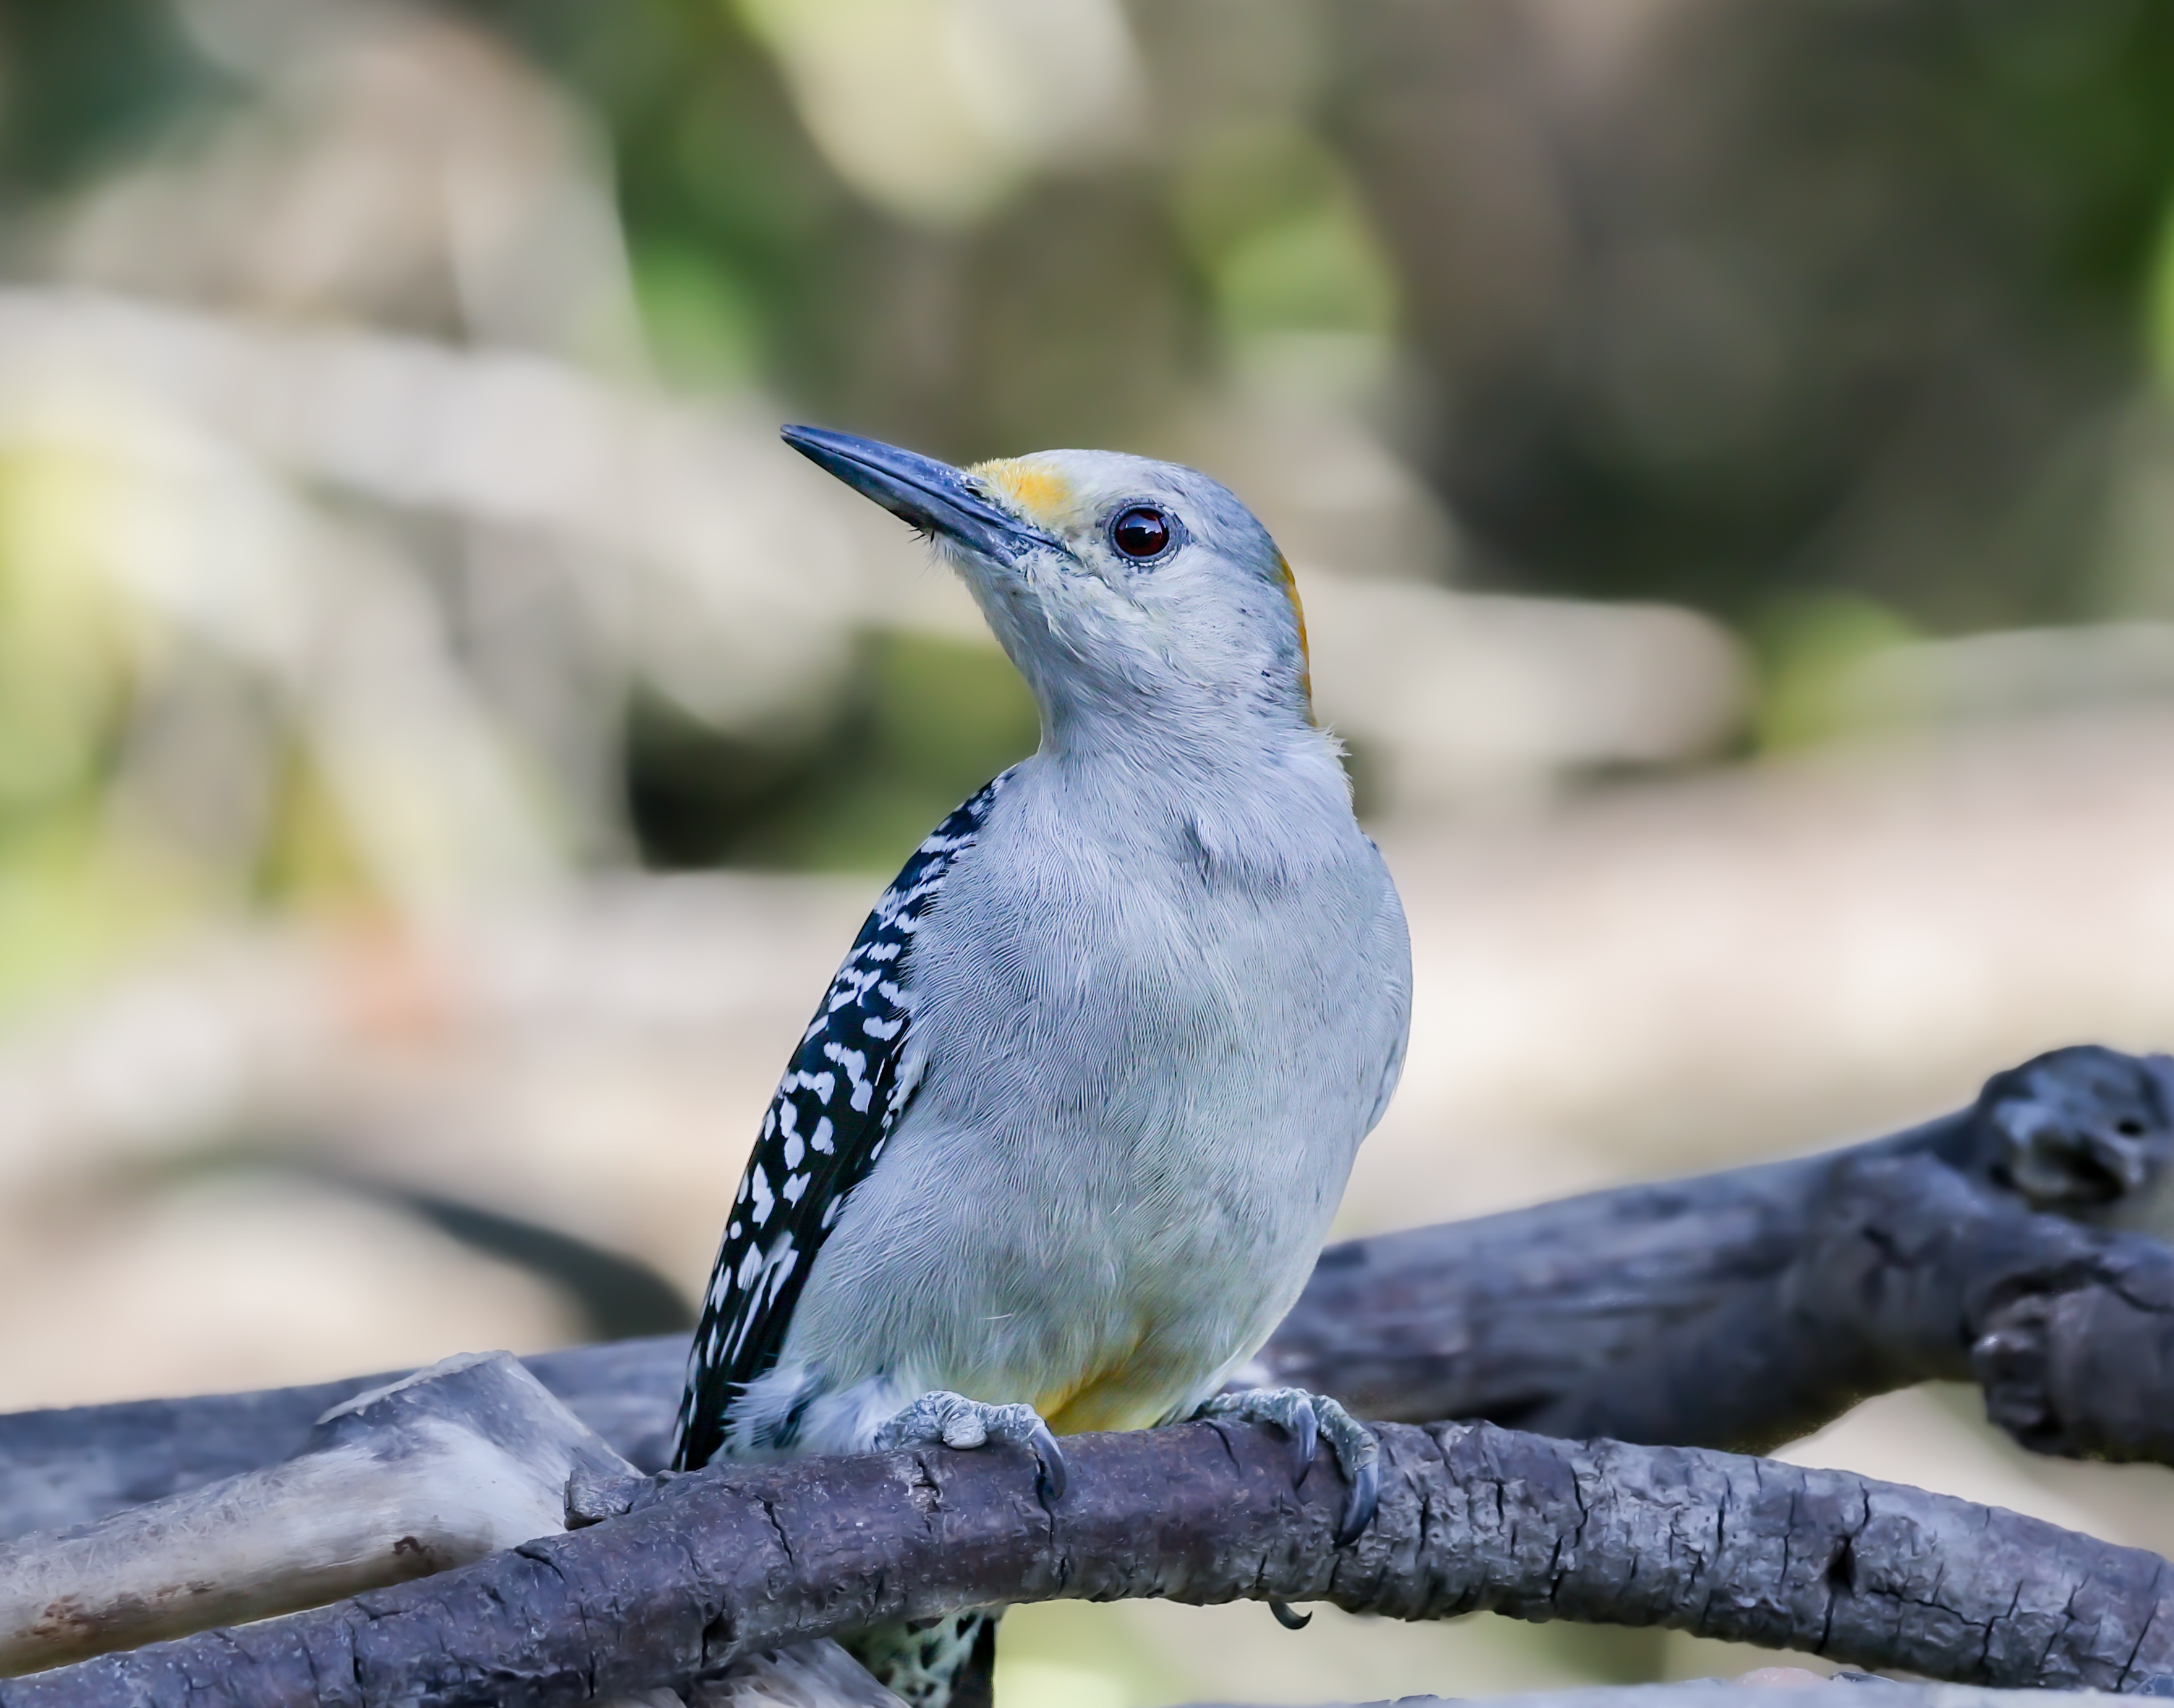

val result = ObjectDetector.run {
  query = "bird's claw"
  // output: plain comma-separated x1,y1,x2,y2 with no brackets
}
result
1334,1450,1380,1548
1027,1414,1068,1501
874,1391,1068,1501
1194,1387,1379,1545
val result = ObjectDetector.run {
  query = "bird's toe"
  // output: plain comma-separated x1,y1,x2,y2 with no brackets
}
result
1314,1396,1381,1545
1027,1416,1068,1500
1198,1387,1379,1544
1332,1446,1381,1547
875,1392,1067,1501
1195,1387,1334,1489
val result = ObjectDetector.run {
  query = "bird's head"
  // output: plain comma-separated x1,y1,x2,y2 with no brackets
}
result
783,426,1313,756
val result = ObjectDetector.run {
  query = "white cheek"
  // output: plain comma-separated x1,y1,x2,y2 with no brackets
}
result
1057,579,1160,652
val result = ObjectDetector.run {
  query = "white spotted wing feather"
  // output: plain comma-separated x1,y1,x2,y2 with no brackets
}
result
673,773,1009,1471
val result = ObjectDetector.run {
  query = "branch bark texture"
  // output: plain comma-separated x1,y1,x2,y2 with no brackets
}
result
4,1418,2169,1707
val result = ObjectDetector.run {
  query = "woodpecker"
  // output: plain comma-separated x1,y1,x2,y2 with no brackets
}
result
674,427,1412,1707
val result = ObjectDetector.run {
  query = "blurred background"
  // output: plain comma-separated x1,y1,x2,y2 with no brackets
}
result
3,0,2174,1697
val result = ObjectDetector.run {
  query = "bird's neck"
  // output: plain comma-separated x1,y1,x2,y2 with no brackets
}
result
1038,681,1319,772
1029,695,1359,880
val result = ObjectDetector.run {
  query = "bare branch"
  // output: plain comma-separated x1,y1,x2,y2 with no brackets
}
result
0,1338,684,1542
1261,1045,2174,1455
2,1048,2171,1548
0,1353,636,1675
2,1418,2169,1706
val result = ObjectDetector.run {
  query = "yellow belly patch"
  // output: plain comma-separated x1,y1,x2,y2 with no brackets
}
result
1035,1348,1187,1436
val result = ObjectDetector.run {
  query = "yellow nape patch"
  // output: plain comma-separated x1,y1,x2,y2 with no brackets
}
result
971,456,1074,530
1277,552,1315,716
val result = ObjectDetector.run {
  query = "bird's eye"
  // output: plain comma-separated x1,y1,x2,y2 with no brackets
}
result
1109,505,1174,561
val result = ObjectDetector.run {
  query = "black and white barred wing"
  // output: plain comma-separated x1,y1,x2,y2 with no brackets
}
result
673,773,1009,1472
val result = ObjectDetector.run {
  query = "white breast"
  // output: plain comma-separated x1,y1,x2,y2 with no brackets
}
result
778,744,1412,1430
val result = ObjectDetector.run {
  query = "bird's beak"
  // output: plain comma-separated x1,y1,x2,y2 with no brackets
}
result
783,425,1059,564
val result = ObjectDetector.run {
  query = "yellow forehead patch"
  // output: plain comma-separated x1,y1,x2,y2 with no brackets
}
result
970,457,1074,529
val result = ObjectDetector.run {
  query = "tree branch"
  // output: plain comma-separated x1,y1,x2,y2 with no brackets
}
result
4,1417,2169,1706
0,1338,686,1542
1258,1044,2174,1456
0,1353,637,1676
1,1047,2168,1536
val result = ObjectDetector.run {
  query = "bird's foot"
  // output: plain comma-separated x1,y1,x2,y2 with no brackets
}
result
1195,1387,1380,1547
874,1391,1067,1500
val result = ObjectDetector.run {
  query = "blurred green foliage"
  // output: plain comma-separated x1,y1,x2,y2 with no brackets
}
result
1347,0,2174,629
0,440,192,1016
0,0,231,198
628,630,1038,870
1752,593,1924,752
0,0,2171,898
458,0,860,400
2,0,2173,631
474,0,2174,635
